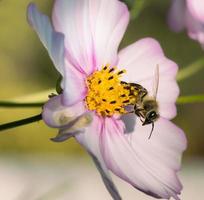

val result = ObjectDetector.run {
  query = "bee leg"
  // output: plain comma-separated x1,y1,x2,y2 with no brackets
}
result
127,110,135,114
134,107,144,117
139,88,148,100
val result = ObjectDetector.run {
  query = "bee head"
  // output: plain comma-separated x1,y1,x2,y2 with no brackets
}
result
142,110,159,126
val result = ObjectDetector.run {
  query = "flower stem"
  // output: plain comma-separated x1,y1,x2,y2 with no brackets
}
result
0,114,42,132
0,101,44,108
177,95,204,104
0,95,203,132
130,0,146,19
177,58,204,82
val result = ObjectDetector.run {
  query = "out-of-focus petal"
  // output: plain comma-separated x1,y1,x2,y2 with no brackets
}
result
52,0,129,75
187,0,204,23
42,95,86,128
185,9,204,48
101,117,187,200
27,3,65,75
167,0,186,32
75,115,122,200
62,59,87,106
118,38,179,119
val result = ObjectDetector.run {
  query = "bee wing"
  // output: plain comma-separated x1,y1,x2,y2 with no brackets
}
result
152,64,160,99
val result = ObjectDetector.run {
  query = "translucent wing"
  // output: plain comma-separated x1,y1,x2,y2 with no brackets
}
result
152,64,160,99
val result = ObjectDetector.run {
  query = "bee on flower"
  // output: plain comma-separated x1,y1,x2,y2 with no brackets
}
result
27,0,187,199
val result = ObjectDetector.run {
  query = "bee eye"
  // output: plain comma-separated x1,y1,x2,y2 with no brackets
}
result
148,111,157,120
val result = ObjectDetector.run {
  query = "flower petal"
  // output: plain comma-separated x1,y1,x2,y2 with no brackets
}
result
101,117,186,200
52,0,129,74
89,152,122,200
42,95,86,128
27,3,86,105
118,38,179,119
27,3,65,75
185,9,204,48
62,60,87,106
186,0,204,23
167,0,186,32
51,112,93,142
75,115,122,200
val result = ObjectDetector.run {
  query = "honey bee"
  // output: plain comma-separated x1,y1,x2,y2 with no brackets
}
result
125,65,160,139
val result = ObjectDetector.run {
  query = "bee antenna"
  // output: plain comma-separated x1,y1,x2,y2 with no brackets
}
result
148,122,154,139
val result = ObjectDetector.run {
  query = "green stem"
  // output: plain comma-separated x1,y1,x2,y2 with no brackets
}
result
0,114,42,132
130,0,146,19
0,101,44,108
177,58,204,81
1,94,204,132
177,95,204,104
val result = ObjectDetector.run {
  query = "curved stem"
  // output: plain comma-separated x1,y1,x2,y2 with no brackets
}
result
0,114,42,132
177,58,204,82
177,95,204,104
0,101,44,108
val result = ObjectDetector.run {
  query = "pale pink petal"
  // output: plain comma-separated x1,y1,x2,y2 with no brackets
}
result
167,0,186,32
187,0,204,23
52,0,129,75
27,3,65,75
42,95,86,128
101,117,187,200
185,9,204,47
62,59,87,106
27,3,86,105
139,77,179,119
118,38,179,119
75,115,121,199
51,112,93,142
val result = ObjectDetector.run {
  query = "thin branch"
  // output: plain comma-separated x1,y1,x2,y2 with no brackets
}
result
0,101,44,108
0,114,42,132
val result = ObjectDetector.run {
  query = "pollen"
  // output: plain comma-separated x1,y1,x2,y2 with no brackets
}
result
85,65,137,117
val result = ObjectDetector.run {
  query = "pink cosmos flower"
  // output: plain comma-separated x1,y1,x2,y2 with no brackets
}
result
168,0,204,48
27,0,187,199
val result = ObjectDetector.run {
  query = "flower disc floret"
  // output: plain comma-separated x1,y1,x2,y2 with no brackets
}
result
85,65,136,117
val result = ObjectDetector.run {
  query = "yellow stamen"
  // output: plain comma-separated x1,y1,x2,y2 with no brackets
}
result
85,65,137,117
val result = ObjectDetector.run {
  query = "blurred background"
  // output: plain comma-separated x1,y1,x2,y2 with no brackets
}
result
0,0,203,199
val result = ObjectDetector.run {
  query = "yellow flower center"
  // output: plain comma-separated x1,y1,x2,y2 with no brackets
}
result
85,65,137,117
